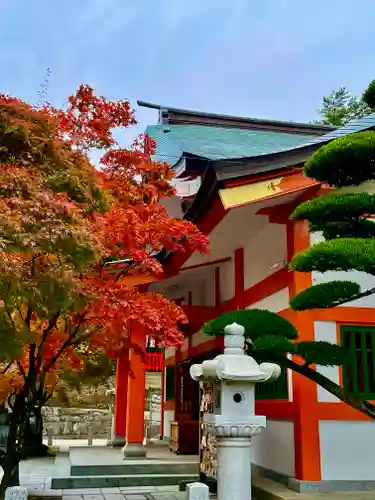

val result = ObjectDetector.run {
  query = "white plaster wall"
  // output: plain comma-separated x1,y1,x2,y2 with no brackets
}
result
165,347,175,360
176,269,215,307
180,338,189,353
252,420,295,477
320,420,375,480
247,288,290,313
195,280,207,306
163,410,175,438
244,223,287,290
204,269,216,307
161,196,184,219
247,289,292,401
311,232,375,308
191,330,212,347
219,261,234,302
314,321,340,403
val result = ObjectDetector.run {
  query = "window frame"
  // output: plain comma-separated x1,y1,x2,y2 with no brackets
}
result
255,365,289,401
340,324,375,400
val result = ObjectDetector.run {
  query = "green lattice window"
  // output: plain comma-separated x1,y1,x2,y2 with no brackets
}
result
341,325,375,399
255,366,289,400
165,366,175,401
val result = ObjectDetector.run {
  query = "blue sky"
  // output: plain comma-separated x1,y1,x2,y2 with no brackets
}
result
1,0,375,145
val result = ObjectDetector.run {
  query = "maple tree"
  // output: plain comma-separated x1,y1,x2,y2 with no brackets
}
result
0,85,208,494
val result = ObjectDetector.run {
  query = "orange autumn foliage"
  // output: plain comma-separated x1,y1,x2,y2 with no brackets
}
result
0,85,208,404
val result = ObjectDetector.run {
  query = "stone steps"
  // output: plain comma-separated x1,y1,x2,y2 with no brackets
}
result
70,461,199,476
51,473,200,490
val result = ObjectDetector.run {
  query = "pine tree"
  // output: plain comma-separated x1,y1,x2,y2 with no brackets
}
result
315,86,371,126
205,80,375,420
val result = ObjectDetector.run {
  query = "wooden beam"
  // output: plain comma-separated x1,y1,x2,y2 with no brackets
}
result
180,257,231,272
257,185,321,224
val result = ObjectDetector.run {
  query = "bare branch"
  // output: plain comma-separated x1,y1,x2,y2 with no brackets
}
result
25,307,32,328
16,361,26,379
1,361,14,375
36,311,60,370
114,261,137,283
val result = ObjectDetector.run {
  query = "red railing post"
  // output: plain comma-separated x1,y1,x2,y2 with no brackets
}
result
145,352,163,372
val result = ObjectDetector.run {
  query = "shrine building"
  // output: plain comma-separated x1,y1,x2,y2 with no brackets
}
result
115,102,375,492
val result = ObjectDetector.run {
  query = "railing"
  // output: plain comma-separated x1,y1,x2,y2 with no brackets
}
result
145,352,163,372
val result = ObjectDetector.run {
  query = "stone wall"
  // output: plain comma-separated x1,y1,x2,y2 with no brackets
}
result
42,406,111,439
42,406,162,440
42,374,162,439
49,380,114,409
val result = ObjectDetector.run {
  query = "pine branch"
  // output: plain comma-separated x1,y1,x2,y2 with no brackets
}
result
327,285,375,308
280,357,375,419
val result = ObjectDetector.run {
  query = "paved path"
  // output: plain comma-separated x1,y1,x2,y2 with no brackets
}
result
28,485,188,500
14,446,204,500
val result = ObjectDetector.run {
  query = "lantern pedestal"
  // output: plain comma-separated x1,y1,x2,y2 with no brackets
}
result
217,438,251,500
190,322,281,500
205,419,265,500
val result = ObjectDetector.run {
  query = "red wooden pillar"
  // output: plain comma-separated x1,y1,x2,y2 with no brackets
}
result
287,220,321,481
112,352,129,447
123,328,147,458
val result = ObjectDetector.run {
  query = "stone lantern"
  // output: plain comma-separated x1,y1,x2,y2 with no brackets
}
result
190,322,281,500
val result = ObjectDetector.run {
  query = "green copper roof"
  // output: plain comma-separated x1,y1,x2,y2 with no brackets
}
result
147,124,316,166
305,113,375,146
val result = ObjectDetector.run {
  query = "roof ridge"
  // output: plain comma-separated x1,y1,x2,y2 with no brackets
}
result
137,100,335,133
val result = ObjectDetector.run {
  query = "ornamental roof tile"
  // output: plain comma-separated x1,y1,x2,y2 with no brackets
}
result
146,124,316,166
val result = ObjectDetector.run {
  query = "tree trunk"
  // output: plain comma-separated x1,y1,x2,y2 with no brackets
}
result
22,403,49,458
22,404,50,458
282,357,375,419
0,454,20,492
0,394,25,500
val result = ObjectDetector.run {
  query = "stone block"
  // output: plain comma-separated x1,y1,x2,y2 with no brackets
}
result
155,486,179,492
119,487,155,493
63,489,102,495
124,496,147,500
41,489,63,497
186,483,209,500
5,487,28,500
103,494,124,500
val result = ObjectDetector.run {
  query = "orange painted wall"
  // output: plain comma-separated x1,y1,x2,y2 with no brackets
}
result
162,194,375,481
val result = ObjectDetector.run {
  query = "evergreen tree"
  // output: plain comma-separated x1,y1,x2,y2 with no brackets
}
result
315,86,371,126
205,80,375,420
